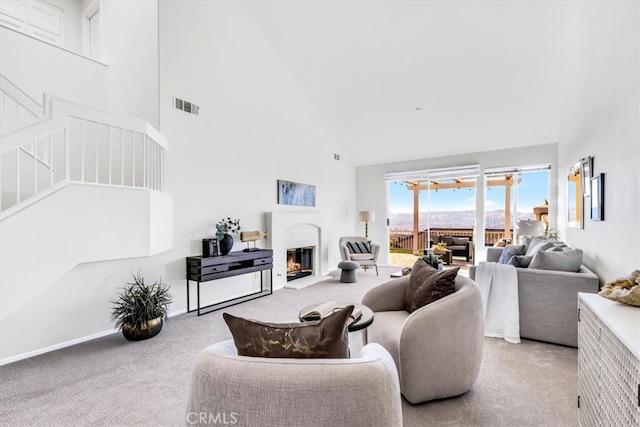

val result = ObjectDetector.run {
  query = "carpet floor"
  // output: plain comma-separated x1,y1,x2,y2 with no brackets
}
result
0,266,578,426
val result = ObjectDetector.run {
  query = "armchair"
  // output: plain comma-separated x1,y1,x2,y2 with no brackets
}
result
361,274,484,404
339,236,380,275
186,339,403,426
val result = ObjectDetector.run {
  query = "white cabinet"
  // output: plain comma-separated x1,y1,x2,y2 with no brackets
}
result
578,293,640,427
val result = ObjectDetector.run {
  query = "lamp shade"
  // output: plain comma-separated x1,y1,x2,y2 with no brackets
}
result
358,211,375,222
515,220,544,236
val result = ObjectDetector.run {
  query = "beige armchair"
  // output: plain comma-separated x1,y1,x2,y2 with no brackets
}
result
339,236,380,275
186,339,403,427
362,274,484,404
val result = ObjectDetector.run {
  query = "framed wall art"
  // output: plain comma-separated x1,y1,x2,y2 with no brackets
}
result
277,180,316,207
590,173,604,221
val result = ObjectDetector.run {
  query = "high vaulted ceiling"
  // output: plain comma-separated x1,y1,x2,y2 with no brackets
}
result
242,1,578,166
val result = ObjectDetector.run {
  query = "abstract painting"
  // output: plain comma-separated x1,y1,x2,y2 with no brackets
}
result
277,180,316,207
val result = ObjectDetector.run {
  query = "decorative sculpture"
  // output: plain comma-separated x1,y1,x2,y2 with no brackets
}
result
599,270,640,307
240,231,268,252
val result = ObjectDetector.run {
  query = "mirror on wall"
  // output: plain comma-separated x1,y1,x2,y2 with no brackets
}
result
567,161,583,229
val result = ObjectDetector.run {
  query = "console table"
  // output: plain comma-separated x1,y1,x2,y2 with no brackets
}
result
186,249,273,316
578,293,639,426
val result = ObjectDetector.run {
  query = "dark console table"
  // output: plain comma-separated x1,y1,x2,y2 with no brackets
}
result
186,249,273,316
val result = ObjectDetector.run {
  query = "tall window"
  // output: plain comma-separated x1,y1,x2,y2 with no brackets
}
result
386,165,479,255
484,164,551,245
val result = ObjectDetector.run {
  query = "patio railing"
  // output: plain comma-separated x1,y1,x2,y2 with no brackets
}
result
389,228,512,251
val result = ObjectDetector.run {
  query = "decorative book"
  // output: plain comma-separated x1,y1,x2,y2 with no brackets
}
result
300,301,362,326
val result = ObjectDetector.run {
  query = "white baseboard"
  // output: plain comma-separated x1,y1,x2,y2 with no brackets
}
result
0,328,118,366
0,299,284,366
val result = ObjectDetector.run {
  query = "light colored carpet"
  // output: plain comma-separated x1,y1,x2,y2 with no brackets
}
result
0,267,577,426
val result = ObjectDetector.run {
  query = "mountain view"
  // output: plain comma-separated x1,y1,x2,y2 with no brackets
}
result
389,210,535,230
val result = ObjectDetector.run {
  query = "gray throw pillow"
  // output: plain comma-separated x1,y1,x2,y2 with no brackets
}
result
529,249,583,272
440,236,454,246
452,237,469,246
520,236,535,252
526,241,555,257
546,244,568,252
507,255,533,268
525,239,568,257
498,245,526,264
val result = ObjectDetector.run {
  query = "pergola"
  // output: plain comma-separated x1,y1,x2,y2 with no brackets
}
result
403,174,520,254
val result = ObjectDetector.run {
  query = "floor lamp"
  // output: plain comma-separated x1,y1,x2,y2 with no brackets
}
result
358,211,375,239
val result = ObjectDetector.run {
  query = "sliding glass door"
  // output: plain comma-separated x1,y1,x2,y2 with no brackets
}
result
483,165,551,246
387,166,479,266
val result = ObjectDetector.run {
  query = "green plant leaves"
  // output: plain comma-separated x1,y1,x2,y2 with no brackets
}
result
110,272,173,331
215,217,241,240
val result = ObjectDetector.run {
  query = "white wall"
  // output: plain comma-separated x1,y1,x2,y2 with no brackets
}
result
101,0,159,128
0,0,355,363
357,144,558,265
0,26,107,109
557,2,640,281
158,0,355,304
0,184,172,361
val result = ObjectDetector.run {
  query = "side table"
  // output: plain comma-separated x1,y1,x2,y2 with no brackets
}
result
186,250,273,316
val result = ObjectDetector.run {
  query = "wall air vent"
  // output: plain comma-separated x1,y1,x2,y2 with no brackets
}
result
174,96,199,115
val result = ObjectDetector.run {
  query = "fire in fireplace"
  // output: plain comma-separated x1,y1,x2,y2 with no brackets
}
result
287,246,314,282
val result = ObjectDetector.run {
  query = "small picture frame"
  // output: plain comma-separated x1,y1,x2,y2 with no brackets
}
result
590,173,604,221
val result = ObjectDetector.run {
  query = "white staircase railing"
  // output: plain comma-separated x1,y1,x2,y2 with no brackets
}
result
1,95,167,217
0,75,43,131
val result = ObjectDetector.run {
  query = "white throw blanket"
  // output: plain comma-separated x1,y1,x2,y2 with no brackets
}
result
474,262,520,344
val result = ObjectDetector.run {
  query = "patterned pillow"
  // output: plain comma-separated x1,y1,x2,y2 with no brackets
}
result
346,241,371,254
224,306,353,359
498,245,526,264
405,258,459,313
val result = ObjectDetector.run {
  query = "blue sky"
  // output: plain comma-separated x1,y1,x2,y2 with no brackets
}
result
389,171,549,213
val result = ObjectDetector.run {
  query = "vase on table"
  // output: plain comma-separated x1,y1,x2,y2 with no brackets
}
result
219,233,234,255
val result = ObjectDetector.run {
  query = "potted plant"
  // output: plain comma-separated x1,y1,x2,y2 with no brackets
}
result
216,217,241,255
111,272,173,341
422,253,443,270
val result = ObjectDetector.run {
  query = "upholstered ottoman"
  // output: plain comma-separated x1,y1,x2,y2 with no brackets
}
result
338,261,359,283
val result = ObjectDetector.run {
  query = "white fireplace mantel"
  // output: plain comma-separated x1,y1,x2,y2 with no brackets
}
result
266,212,330,290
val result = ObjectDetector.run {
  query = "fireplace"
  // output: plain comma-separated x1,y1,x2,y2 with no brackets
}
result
267,212,327,289
287,246,314,282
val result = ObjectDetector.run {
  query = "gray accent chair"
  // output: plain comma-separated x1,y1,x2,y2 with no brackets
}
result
339,236,380,275
186,339,403,427
361,274,484,404
470,247,600,347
